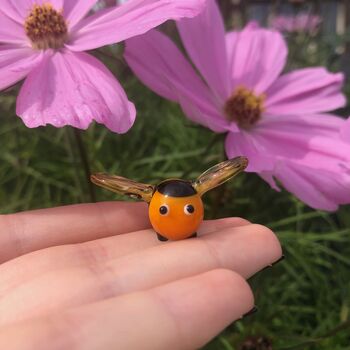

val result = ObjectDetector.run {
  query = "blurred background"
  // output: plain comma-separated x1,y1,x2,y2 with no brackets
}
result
1,0,350,348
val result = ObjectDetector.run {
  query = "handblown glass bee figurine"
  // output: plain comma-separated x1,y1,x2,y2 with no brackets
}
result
91,156,248,242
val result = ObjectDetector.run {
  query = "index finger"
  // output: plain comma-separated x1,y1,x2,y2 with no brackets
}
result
0,202,150,263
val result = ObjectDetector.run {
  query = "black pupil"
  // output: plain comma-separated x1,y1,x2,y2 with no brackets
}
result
159,206,168,215
186,205,194,213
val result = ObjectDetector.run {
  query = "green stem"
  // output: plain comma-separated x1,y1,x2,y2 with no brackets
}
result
65,129,84,201
73,128,96,203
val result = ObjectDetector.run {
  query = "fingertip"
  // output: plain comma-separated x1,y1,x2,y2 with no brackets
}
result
250,224,283,264
150,268,255,349
179,269,254,348
208,269,255,316
200,223,282,279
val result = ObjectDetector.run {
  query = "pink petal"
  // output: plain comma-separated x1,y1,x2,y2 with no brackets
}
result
225,131,276,173
275,161,350,211
228,23,287,94
254,114,350,171
225,31,237,65
261,113,344,138
63,0,98,30
176,0,230,100
0,45,43,90
125,29,230,133
179,96,237,133
340,117,350,142
265,68,345,114
17,50,135,133
1,1,34,22
259,171,280,192
48,0,64,7
66,0,206,51
0,1,27,22
0,11,27,45
1,0,64,22
226,113,350,210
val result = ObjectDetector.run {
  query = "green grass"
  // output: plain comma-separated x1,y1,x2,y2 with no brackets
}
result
1,22,350,349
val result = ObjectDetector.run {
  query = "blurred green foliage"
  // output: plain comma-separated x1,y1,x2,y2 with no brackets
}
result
1,6,350,349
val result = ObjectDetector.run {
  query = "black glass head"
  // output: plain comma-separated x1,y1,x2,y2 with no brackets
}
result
157,180,197,197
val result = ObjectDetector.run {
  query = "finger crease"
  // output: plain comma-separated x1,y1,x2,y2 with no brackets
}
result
93,203,115,238
148,291,185,348
77,243,122,299
0,214,26,260
200,238,224,270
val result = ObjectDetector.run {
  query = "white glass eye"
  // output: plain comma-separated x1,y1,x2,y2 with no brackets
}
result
184,204,195,215
159,204,169,216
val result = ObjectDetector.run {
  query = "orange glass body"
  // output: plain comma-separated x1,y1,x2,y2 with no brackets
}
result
149,190,204,240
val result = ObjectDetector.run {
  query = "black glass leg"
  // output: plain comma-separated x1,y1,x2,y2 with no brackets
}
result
156,233,168,242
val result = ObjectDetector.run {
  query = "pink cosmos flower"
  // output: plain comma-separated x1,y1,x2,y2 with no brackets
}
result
0,0,205,133
271,13,322,34
124,0,350,210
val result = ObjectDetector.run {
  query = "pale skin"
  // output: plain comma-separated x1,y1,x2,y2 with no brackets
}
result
0,202,282,350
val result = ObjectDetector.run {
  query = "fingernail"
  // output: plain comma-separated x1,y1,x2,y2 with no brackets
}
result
271,254,285,266
242,306,258,319
262,254,285,271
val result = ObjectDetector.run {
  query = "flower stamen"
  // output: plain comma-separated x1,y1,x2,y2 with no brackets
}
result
224,86,265,128
25,3,67,50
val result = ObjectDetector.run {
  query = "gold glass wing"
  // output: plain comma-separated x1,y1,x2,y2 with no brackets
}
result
192,156,248,196
90,174,155,202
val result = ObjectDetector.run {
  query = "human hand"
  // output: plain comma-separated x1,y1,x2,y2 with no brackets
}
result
0,202,282,349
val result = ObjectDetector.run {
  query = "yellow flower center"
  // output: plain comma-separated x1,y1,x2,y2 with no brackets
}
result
24,3,68,50
224,86,265,128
